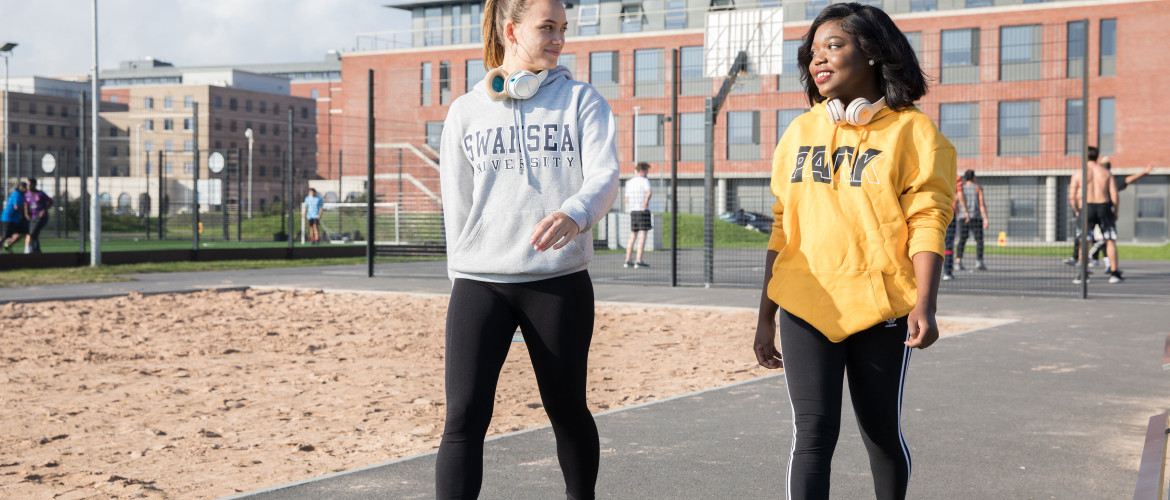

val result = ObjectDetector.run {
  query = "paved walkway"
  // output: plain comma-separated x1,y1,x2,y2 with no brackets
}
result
4,266,1167,499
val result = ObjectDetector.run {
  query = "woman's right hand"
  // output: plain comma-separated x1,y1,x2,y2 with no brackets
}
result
754,317,783,369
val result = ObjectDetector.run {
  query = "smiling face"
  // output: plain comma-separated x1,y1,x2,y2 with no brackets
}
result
503,0,567,74
808,19,880,104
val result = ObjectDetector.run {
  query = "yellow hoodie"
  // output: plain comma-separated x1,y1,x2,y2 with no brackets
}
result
767,102,955,342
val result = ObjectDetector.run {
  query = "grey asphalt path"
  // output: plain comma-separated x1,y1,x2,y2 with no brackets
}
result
3,266,1166,498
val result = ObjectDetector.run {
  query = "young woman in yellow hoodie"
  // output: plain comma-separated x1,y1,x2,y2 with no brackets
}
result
752,3,956,499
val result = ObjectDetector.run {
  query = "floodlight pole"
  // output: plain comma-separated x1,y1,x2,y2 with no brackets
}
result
2,42,16,196
703,50,747,286
245,127,253,218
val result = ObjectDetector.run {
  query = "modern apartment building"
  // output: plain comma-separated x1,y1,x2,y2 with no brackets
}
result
339,0,1169,242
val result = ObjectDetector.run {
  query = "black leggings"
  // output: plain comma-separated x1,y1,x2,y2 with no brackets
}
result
779,310,912,500
436,271,599,500
955,218,984,260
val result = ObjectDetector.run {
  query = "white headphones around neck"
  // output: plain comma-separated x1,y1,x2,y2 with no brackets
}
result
484,67,548,101
825,96,887,126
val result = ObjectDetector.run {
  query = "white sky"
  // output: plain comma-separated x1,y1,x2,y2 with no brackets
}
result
0,0,412,78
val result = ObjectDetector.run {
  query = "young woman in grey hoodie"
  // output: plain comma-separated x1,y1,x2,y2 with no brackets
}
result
435,0,619,496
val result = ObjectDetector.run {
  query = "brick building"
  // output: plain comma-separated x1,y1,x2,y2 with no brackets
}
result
338,0,1169,242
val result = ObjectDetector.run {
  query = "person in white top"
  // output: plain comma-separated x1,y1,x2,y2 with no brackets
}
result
624,162,653,268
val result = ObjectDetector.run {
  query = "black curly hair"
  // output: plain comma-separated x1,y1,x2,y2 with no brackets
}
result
797,3,927,110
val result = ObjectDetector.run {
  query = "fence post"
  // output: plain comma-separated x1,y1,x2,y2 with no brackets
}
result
192,102,200,257
670,47,679,288
367,69,375,278
287,108,294,257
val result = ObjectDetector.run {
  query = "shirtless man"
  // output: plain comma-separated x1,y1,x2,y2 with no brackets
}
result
1069,146,1123,283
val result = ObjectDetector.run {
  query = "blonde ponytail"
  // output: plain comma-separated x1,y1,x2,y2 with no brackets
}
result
482,0,532,70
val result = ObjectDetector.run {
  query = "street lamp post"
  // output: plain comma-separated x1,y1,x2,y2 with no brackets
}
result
244,127,253,218
2,42,17,196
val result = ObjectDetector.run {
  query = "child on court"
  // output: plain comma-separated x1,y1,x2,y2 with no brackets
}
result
753,3,955,499
435,0,619,496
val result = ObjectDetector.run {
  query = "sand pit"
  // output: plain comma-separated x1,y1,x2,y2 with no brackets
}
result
0,289,994,498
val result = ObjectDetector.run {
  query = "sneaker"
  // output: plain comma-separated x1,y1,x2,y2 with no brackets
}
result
1108,270,1124,284
1073,275,1091,284
1063,258,1078,266
942,273,954,281
957,261,966,271
975,259,987,271
634,261,650,269
23,246,30,254
623,260,633,268
1089,258,1099,267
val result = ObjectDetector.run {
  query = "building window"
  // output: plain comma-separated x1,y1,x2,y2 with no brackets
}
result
260,123,267,135
470,3,482,43
46,105,55,116
145,140,154,153
1066,21,1087,78
245,100,253,112
425,7,442,46
558,53,577,77
590,51,619,100
7,123,15,135
48,126,55,137
301,107,308,119
214,119,222,131
27,102,36,114
164,96,173,110
184,118,193,131
1065,99,1083,156
144,119,154,131
665,0,687,30
109,95,118,103
229,98,238,111
274,103,280,115
940,103,979,158
941,28,980,84
164,118,174,131
259,166,266,177
759,0,779,7
1098,97,1115,156
634,49,664,98
634,114,664,162
421,62,433,106
426,121,444,150
273,124,280,135
727,111,760,161
1000,25,1041,81
184,161,194,174
1100,19,1117,77
230,120,238,132
259,101,267,113
1007,177,1040,238
439,61,451,105
778,39,803,92
184,95,194,109
710,0,734,11
165,140,174,152
28,124,36,135
805,0,828,20
109,127,119,137
165,162,174,174
1135,184,1168,239
144,97,154,109
681,46,709,96
966,0,992,7
679,112,704,162
215,96,223,109
578,0,599,36
621,4,644,33
776,109,804,142
310,89,319,99
904,32,924,64
998,101,1039,157
108,146,118,158
451,5,462,45
909,0,936,12
466,59,487,94
145,162,153,175
184,139,194,152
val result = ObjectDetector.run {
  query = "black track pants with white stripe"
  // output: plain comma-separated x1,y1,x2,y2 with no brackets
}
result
778,310,912,500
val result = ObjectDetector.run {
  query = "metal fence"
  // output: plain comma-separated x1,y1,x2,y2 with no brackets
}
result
363,18,1170,299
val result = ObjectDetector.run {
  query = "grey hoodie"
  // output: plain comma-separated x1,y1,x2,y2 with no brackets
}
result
439,66,619,283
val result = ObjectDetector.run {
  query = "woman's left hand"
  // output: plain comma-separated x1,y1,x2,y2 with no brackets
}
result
904,304,939,349
531,212,580,252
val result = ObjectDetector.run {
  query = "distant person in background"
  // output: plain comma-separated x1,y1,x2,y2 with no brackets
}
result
1069,146,1124,283
1084,158,1155,266
942,174,961,281
24,178,52,254
2,182,30,253
623,161,653,269
954,169,988,271
302,188,323,244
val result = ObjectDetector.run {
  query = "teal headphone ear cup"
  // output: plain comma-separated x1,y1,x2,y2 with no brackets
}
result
484,67,510,101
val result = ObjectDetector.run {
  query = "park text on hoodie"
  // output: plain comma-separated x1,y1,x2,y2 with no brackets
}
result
439,66,620,283
767,102,956,342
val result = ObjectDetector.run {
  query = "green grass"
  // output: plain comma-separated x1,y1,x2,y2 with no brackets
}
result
0,255,448,288
954,242,1169,260
660,213,771,248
